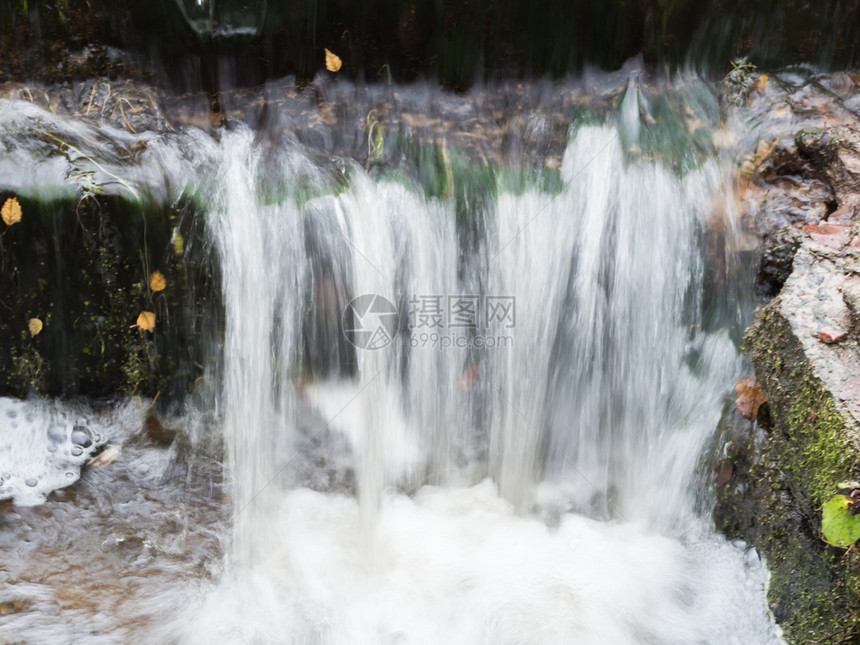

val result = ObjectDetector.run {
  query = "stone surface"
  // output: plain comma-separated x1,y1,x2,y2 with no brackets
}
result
733,68,860,297
717,69,860,645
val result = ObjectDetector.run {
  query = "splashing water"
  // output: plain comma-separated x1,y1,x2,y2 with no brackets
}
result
189,114,779,641
0,75,782,644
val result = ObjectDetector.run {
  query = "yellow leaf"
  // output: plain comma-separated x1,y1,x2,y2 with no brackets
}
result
28,318,43,337
149,270,166,292
754,74,769,93
2,197,22,226
136,311,156,332
325,48,342,73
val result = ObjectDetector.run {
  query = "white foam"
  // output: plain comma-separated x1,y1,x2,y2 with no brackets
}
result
0,398,107,505
174,482,780,645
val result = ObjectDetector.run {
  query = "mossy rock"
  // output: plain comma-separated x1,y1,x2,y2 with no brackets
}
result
0,189,221,403
719,298,860,644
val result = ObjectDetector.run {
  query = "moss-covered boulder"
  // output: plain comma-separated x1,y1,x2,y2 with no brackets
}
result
714,71,860,643
716,228,860,643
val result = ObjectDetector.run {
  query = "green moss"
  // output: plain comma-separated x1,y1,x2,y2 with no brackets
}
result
749,301,858,512
739,298,860,643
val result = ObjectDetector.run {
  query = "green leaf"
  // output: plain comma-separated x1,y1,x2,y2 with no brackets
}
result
822,495,860,547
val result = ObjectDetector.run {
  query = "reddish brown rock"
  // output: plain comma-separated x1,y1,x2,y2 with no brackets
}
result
818,326,848,344
802,223,852,249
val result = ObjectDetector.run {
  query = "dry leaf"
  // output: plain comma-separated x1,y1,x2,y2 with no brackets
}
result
2,197,22,226
754,74,769,93
325,48,342,73
735,374,768,420
28,318,43,337
135,311,156,332
149,270,166,292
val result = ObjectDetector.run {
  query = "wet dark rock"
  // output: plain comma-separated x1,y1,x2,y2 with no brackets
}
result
796,127,860,202
140,415,176,447
0,188,220,402
3,1,860,91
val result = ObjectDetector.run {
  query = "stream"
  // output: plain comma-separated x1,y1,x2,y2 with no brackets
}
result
0,72,783,643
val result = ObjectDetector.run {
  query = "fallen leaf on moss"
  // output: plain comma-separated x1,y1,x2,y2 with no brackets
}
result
2,197,22,226
149,270,166,292
325,48,342,72
134,311,156,332
28,318,43,337
735,374,768,420
822,494,860,547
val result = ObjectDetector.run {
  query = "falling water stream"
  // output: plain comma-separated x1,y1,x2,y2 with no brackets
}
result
0,73,782,643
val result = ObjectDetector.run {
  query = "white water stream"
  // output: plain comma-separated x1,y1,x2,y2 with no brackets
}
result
185,121,779,641
0,77,782,644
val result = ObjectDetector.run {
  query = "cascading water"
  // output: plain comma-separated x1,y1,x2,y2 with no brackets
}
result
178,88,780,641
0,74,782,644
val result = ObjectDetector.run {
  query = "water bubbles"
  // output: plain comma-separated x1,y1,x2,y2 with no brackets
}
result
71,425,93,448
70,446,83,457
47,425,67,443
25,479,37,487
65,472,75,479
5,409,16,418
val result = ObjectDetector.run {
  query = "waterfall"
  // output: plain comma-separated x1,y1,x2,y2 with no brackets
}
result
211,122,740,529
0,77,782,643
188,114,780,642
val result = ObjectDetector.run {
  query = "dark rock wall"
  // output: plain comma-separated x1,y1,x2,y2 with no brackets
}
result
1,0,860,90
0,190,219,402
